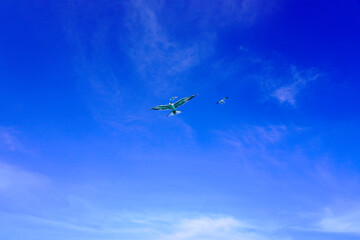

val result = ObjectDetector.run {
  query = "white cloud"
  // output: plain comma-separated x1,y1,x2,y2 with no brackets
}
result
0,161,49,196
220,125,288,152
162,216,270,240
123,0,280,95
2,212,285,240
124,0,214,95
272,66,321,105
216,124,314,176
182,0,279,29
317,207,360,235
0,127,23,152
273,85,297,105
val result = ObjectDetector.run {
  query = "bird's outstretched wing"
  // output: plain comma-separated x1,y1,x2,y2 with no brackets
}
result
223,97,229,100
174,94,196,108
150,105,171,110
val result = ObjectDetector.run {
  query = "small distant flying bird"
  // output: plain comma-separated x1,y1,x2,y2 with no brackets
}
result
216,97,229,104
150,94,197,116
169,96,178,101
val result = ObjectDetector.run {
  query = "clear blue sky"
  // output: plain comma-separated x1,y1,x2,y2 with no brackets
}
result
1,0,360,239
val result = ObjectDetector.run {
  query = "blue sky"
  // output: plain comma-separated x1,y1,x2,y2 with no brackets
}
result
1,0,360,239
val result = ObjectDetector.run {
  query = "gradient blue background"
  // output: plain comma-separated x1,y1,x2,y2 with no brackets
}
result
0,0,360,239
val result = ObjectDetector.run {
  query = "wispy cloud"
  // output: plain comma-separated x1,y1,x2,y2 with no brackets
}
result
124,0,215,95
1,211,286,240
219,125,289,153
0,161,49,198
272,66,321,105
0,127,23,152
123,0,280,95
179,0,279,30
291,205,360,236
316,207,360,235
161,216,276,240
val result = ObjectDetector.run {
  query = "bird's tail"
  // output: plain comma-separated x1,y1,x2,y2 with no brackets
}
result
168,110,182,116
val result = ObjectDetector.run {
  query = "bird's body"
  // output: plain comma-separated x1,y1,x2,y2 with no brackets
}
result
217,97,229,104
168,103,180,116
150,95,196,116
169,103,176,111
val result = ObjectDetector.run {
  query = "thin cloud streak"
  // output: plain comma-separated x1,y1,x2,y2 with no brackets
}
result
123,0,280,95
0,127,26,152
272,66,321,105
316,207,360,235
1,212,286,240
124,0,214,95
218,125,289,155
0,161,49,196
161,216,272,240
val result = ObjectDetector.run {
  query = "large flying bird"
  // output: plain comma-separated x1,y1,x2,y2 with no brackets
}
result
150,94,196,116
